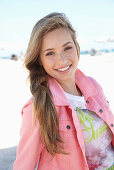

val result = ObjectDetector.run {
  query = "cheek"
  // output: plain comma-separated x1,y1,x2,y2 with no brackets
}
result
42,56,56,67
69,50,78,61
42,59,53,72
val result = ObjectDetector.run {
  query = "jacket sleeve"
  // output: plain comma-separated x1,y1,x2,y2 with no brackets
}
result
13,100,44,170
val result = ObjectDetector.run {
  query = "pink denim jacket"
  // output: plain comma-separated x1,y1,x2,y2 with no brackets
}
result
13,68,114,170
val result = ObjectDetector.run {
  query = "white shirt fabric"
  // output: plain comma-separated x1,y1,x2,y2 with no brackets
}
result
65,92,114,170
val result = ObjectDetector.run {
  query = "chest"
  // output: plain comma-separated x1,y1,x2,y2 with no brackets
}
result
56,95,114,136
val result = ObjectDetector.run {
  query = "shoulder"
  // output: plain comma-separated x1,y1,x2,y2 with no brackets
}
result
87,76,108,102
20,97,40,133
21,97,33,115
88,76,103,92
21,97,35,129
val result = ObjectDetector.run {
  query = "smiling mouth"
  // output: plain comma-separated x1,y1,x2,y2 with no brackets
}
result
56,64,71,71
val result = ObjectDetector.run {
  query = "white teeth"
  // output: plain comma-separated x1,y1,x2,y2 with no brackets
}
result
57,65,70,71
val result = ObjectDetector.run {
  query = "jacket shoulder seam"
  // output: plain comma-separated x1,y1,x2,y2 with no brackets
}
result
21,97,33,115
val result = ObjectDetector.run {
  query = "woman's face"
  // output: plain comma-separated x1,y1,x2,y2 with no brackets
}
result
40,28,79,86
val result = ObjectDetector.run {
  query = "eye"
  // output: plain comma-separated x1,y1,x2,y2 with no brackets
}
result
64,46,72,51
46,52,54,56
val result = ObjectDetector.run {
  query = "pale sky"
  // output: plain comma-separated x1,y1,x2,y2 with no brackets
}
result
0,0,114,55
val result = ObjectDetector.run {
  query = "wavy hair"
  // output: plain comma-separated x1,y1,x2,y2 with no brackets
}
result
24,12,80,156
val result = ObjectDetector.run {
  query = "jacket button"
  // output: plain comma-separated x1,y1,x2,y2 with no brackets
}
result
99,109,103,113
110,123,114,127
66,125,71,129
86,100,89,103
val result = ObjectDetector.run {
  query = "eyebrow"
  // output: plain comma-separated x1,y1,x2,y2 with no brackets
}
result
43,41,72,53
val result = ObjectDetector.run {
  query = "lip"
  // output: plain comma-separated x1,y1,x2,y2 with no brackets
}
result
55,64,71,70
55,64,72,72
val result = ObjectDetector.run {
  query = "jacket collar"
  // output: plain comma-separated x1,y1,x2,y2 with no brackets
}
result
48,68,98,106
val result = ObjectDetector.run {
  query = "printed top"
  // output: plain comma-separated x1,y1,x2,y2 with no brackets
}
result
65,92,114,170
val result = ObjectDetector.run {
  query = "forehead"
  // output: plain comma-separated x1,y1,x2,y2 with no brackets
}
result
41,28,73,49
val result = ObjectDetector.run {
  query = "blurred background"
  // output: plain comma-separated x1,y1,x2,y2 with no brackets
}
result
0,0,114,169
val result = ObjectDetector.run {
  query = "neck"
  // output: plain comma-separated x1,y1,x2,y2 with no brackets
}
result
58,80,82,96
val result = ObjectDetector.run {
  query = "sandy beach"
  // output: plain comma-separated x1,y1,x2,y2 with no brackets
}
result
0,53,114,169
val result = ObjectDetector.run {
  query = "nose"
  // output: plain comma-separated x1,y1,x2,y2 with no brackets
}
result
57,52,66,63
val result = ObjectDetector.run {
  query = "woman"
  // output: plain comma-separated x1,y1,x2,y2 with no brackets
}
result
13,12,114,170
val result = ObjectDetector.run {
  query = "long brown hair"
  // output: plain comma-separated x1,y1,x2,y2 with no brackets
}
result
24,12,80,156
